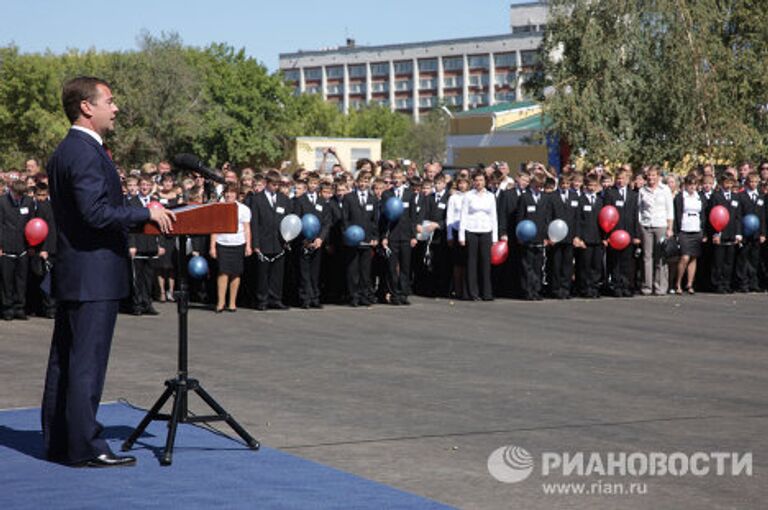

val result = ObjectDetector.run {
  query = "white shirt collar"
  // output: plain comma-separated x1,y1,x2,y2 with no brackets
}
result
71,125,103,146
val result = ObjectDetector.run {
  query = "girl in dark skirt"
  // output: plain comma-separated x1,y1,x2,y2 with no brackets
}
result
154,174,183,301
673,174,706,294
446,177,470,299
210,184,252,312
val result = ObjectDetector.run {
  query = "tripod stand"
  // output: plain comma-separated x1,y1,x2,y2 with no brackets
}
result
122,232,260,465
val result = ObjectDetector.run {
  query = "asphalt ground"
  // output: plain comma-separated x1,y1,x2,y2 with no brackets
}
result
1,293,766,509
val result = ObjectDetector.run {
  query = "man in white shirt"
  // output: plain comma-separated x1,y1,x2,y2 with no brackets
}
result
637,166,674,295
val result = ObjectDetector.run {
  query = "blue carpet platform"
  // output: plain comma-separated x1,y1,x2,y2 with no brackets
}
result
0,402,452,510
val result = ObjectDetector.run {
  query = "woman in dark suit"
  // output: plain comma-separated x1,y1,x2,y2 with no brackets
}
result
673,174,706,294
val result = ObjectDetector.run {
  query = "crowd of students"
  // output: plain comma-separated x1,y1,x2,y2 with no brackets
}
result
1,156,767,320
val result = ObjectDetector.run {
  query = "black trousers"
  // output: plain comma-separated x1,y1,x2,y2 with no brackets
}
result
548,243,574,298
131,257,155,311
411,241,428,295
256,253,285,305
298,247,323,304
576,244,604,296
735,239,761,291
465,232,492,299
42,299,119,464
426,242,450,297
1,253,28,313
607,246,634,295
346,246,373,303
386,240,412,301
711,243,736,292
521,244,544,299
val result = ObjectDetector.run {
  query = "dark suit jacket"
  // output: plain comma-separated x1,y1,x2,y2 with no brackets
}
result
380,188,416,242
249,190,292,253
603,186,640,239
426,191,450,244
673,192,707,234
737,190,767,238
498,187,524,238
574,194,605,245
342,189,378,242
706,189,742,240
47,129,149,301
34,198,57,255
515,189,549,244
0,192,35,254
293,193,331,242
546,189,579,243
127,195,161,256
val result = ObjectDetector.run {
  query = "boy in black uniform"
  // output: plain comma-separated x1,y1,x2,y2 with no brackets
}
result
249,169,293,310
498,172,530,297
321,180,348,304
708,173,742,293
29,183,58,318
546,174,579,299
516,174,550,300
573,174,605,298
294,173,331,308
127,175,164,315
342,171,378,306
603,167,641,297
424,174,450,297
410,177,429,296
734,172,765,292
380,168,417,305
0,179,35,320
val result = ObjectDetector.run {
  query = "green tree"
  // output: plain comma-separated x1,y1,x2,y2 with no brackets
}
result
346,105,413,160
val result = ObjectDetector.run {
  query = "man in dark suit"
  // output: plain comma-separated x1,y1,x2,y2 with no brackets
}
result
546,175,579,299
734,172,765,292
515,175,550,300
293,173,331,308
249,169,292,310
423,174,450,297
573,174,605,298
380,168,417,305
603,167,641,297
342,171,379,306
0,179,35,320
708,173,742,293
42,76,175,467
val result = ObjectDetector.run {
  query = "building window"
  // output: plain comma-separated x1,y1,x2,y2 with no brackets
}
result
494,72,517,86
443,76,463,88
315,148,339,172
351,148,372,166
445,95,463,106
419,79,436,90
443,56,463,71
283,69,300,81
348,65,365,78
306,85,321,95
418,58,438,72
371,81,389,93
418,96,436,108
370,62,389,76
349,100,365,110
494,91,516,103
348,83,366,94
371,98,390,107
304,67,322,80
468,55,490,69
493,53,516,68
393,61,413,74
468,94,488,107
395,98,413,109
327,84,344,95
326,66,344,79
467,74,488,86
395,80,412,91
520,50,540,67
512,25,533,34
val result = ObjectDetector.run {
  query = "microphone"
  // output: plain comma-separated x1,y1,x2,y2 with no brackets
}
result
172,153,226,184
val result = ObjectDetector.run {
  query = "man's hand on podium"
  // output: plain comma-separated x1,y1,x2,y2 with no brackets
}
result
149,207,176,234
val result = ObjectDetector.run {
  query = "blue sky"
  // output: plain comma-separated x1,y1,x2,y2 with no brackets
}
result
1,0,527,71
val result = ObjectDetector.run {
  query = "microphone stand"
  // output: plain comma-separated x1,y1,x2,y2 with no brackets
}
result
122,183,259,466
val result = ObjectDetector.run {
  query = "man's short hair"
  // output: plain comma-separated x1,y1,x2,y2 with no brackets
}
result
265,170,282,183
62,76,110,124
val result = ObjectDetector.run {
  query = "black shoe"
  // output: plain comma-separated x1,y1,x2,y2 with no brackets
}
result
389,298,401,305
255,304,267,311
13,310,27,320
44,311,56,319
143,307,160,316
349,300,360,308
226,308,237,313
76,453,136,468
401,298,411,305
301,302,311,309
3,313,14,321
310,302,323,309
268,302,289,310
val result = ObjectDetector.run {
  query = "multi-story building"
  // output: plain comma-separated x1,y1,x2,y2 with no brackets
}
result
278,2,547,121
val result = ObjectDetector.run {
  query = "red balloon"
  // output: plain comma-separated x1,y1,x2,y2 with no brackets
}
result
490,240,509,266
709,205,730,233
608,229,631,250
147,201,164,210
25,218,49,246
598,205,620,233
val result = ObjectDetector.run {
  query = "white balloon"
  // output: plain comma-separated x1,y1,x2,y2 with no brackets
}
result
416,220,432,241
280,214,302,242
547,219,569,243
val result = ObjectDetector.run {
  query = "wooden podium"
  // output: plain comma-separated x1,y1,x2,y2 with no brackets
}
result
122,200,259,465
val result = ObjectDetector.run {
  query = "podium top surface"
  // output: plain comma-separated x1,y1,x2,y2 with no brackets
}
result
141,202,238,235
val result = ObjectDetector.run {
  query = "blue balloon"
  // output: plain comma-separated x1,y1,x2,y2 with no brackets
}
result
344,225,365,246
302,213,321,239
742,213,760,237
516,219,537,243
188,255,209,279
384,196,404,221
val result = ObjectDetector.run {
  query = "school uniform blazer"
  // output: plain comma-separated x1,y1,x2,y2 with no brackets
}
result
293,194,331,242
250,190,293,254
574,194,605,245
603,186,640,239
342,190,379,243
737,190,767,237
413,192,428,225
47,129,149,301
515,190,550,244
706,190,742,240
673,192,707,235
426,191,450,244
34,198,58,255
498,187,523,238
0,192,35,254
127,195,161,256
380,188,416,242
546,189,579,243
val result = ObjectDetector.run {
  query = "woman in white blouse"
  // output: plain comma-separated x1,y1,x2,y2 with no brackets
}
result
446,176,470,298
672,174,706,294
459,171,498,300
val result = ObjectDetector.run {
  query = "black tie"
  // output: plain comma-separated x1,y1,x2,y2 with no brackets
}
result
396,189,402,200
310,193,316,205
620,188,625,200
271,193,276,209
360,192,366,207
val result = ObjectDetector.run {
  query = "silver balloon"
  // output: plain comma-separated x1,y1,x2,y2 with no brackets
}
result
547,219,569,243
280,214,302,242
416,220,432,241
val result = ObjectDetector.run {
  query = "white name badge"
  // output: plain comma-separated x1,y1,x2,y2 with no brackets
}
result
438,202,447,209
315,204,324,212
19,207,29,215
365,204,373,211
276,206,285,214
570,200,579,207
527,205,536,213
584,205,593,212
758,199,765,206
403,202,410,209
616,200,625,207
731,200,739,208
159,198,169,205
416,206,421,213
